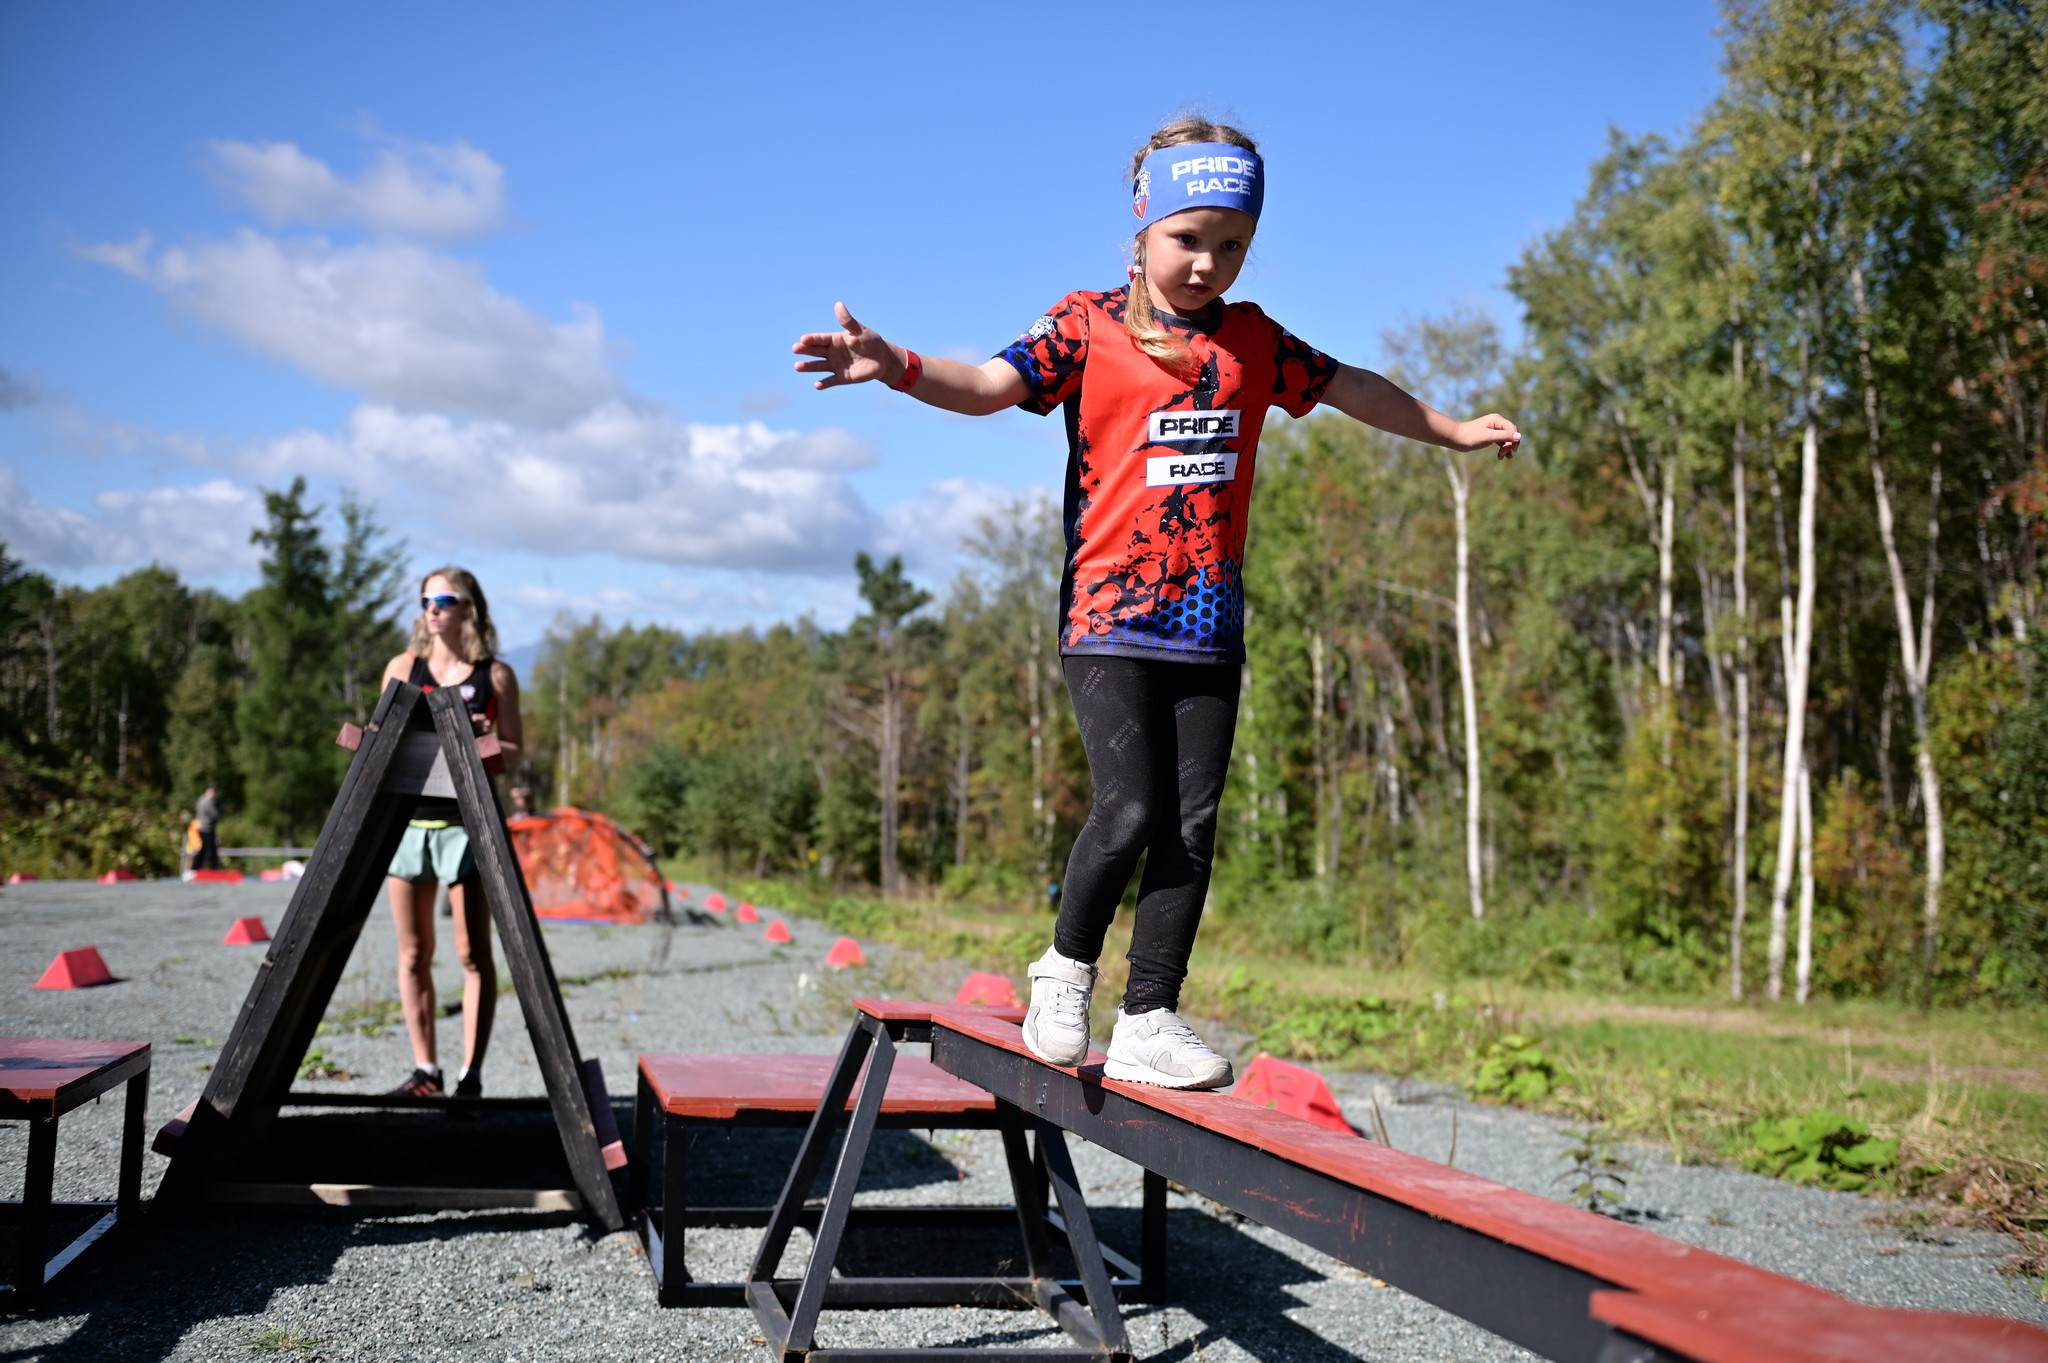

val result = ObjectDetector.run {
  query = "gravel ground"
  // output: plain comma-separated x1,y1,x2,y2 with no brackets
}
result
2,878,2043,1361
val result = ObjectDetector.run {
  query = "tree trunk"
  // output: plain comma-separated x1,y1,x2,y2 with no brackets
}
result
1730,332,1753,999
1025,611,1049,877
1766,400,1820,1001
1657,456,1677,730
1854,263,1947,983
41,610,60,738
879,666,901,897
1310,629,1329,879
953,683,971,868
1794,754,1815,1004
1446,455,1484,920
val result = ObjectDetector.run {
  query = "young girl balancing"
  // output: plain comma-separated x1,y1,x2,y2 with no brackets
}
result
793,117,1519,1089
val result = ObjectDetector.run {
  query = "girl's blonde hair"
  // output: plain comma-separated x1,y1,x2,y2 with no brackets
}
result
407,565,499,665
1127,117,1260,373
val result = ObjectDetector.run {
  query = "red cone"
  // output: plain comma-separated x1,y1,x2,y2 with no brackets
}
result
97,868,139,883
1235,1053,1353,1134
34,946,116,989
954,972,1020,1008
823,936,866,968
705,891,728,913
223,916,270,945
764,919,792,945
735,901,758,923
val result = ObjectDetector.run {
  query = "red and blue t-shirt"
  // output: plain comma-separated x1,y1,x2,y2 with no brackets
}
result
998,285,1337,664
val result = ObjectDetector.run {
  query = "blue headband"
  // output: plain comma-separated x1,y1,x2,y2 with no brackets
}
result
1132,142,1264,232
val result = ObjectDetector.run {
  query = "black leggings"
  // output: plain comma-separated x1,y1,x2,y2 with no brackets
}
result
1053,654,1241,1013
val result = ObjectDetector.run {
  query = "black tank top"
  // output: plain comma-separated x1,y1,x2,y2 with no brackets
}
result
408,653,498,823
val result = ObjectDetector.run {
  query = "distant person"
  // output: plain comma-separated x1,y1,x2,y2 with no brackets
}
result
511,782,537,818
377,567,522,1100
792,117,1517,1088
194,785,223,870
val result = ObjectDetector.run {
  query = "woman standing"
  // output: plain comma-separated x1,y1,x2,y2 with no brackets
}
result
378,567,522,1098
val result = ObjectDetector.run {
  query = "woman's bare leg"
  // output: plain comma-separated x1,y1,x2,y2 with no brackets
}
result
448,878,497,1070
387,876,439,1069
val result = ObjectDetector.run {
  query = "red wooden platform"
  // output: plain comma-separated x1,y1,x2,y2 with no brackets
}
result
0,1039,151,1120
918,1005,2048,1363
640,1051,996,1123
2,1037,151,1312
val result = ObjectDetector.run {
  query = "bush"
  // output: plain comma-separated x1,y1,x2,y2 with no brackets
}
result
1471,1033,1559,1105
0,740,184,879
1743,1111,1899,1191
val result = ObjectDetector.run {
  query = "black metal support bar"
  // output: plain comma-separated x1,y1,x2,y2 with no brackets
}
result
783,1022,899,1352
740,1012,1134,1362
932,1023,1618,1363
10,1117,57,1307
118,1073,146,1221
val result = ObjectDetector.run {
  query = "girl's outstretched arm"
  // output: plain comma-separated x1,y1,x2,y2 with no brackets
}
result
1321,364,1522,460
793,302,1029,416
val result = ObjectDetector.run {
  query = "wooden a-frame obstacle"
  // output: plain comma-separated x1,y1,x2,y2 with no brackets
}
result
153,679,625,1231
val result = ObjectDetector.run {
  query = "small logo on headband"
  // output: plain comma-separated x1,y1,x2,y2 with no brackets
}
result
1132,167,1150,220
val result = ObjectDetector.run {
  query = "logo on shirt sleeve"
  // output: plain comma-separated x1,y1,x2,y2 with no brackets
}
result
1015,313,1058,347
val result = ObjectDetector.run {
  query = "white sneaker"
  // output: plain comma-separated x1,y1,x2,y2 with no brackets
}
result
1103,1009,1233,1090
1022,946,1097,1066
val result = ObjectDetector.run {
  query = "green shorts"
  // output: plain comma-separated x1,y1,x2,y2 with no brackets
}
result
388,822,476,884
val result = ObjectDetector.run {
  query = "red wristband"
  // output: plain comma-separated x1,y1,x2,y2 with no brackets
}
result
892,348,923,393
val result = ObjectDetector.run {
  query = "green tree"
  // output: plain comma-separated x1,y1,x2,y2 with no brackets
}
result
236,478,337,846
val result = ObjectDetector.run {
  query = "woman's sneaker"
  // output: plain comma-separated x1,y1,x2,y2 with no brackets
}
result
1103,1009,1233,1089
387,1066,443,1098
1022,946,1097,1066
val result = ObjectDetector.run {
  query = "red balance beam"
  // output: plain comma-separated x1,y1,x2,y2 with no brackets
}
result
912,1004,2048,1363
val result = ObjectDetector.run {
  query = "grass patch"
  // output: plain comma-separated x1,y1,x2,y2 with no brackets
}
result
709,873,2048,1238
247,1326,320,1354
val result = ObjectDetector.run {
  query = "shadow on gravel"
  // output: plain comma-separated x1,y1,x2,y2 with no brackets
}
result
13,1206,589,1363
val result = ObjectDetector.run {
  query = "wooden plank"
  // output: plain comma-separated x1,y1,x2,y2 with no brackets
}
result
210,1183,582,1212
156,681,423,1208
933,1008,1822,1311
639,1052,997,1120
430,686,624,1232
156,679,626,1232
379,729,455,798
1589,1288,2048,1363
0,1040,151,1118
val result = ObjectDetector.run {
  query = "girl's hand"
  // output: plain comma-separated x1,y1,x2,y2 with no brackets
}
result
1453,414,1522,460
793,302,905,389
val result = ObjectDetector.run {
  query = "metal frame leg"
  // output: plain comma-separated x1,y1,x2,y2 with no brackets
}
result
13,1117,57,1308
748,1016,875,1293
662,1111,690,1301
119,1074,146,1222
1139,1169,1168,1304
741,1013,1132,1360
1036,1121,1128,1356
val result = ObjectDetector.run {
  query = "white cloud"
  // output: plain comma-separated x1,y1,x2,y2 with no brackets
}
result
75,231,154,277
0,466,116,567
244,404,883,574
1,466,262,580
205,136,505,238
877,477,1027,578
81,229,617,425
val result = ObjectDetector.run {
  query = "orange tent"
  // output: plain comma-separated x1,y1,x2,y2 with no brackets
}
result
507,807,671,925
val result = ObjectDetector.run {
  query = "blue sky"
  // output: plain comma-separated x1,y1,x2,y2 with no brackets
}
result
1,3,1726,648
